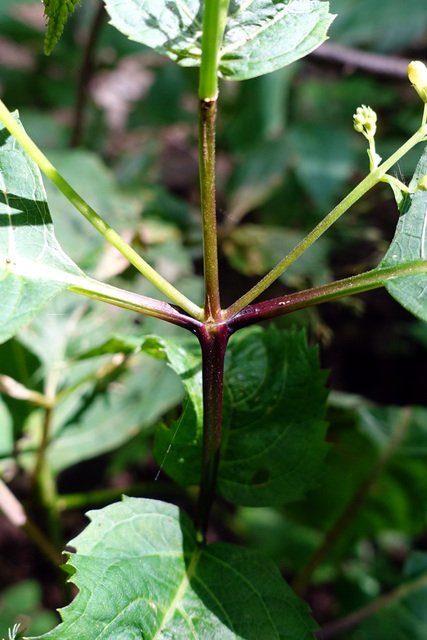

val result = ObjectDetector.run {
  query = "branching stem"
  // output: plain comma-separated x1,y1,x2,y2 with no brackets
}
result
225,124,427,319
228,260,427,330
0,100,203,321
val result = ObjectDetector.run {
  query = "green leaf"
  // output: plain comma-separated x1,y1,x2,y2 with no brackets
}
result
379,145,427,322
15,298,184,474
104,0,335,81
0,114,85,344
29,497,317,640
153,326,329,507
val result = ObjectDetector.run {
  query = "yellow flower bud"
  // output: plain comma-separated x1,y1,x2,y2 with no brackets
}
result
417,175,427,190
407,61,427,102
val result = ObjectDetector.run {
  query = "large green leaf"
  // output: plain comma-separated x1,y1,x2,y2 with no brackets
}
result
29,497,317,640
0,114,85,344
104,0,335,81
153,326,329,507
379,145,427,322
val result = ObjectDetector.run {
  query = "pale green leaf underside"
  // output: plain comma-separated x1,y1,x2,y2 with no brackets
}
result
380,145,427,322
29,497,316,640
0,114,90,344
104,0,335,81
153,326,329,507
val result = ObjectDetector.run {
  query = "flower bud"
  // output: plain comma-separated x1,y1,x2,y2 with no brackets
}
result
417,174,427,190
407,61,427,102
353,105,377,138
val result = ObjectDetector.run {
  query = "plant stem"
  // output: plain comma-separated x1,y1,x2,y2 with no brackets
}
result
292,407,413,597
194,322,229,538
33,406,54,486
69,274,203,331
314,568,427,639
0,478,62,566
199,0,230,100
225,124,427,319
199,98,221,321
228,260,427,330
0,100,203,321
71,0,106,147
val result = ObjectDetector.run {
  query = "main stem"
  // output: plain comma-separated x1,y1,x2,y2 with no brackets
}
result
194,323,229,537
199,98,221,321
193,0,231,536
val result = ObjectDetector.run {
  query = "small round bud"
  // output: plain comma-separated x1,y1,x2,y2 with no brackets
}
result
417,175,427,190
407,61,427,102
353,105,377,138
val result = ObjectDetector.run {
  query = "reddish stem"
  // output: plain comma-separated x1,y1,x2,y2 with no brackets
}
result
194,321,230,537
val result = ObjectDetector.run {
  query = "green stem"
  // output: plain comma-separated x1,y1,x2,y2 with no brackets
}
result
199,0,230,100
32,406,54,486
225,124,427,320
0,100,203,321
292,408,413,597
68,274,203,330
199,98,221,321
315,568,427,639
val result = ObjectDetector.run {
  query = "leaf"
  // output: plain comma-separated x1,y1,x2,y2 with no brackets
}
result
0,114,86,344
45,351,183,474
104,0,335,81
379,145,427,322
15,298,185,474
29,497,317,640
43,0,81,55
153,326,329,507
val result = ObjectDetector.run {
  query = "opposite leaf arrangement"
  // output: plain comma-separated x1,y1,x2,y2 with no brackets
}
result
1,1,427,639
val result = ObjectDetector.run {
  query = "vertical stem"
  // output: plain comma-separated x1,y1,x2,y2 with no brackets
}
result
199,98,221,321
199,0,230,101
292,407,413,597
33,406,54,485
194,323,229,537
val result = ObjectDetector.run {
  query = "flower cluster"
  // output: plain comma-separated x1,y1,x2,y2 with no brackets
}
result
353,105,377,140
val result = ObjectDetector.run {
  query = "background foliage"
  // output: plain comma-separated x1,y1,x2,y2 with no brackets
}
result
1,0,427,638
